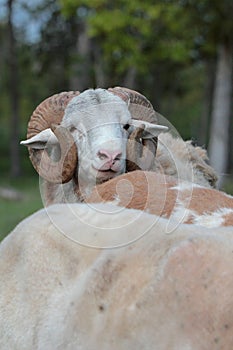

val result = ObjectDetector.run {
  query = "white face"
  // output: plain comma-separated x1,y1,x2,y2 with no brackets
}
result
62,96,131,187
76,124,128,182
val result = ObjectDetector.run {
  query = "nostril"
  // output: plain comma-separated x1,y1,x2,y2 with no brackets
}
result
97,150,109,160
112,152,122,162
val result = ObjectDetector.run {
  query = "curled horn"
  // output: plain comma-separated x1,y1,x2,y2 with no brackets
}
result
26,91,80,183
108,87,159,171
126,126,157,171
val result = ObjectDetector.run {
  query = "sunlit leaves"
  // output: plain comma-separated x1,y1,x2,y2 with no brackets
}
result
59,0,198,73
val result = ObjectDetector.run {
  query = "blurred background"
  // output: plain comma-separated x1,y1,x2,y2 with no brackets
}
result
0,0,232,239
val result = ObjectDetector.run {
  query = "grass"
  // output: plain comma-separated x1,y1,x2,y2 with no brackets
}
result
223,179,233,196
0,176,43,241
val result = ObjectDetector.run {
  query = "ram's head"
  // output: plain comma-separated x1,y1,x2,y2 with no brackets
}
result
21,87,167,187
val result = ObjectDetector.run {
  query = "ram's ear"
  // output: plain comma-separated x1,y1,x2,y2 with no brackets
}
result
20,128,59,149
131,119,168,139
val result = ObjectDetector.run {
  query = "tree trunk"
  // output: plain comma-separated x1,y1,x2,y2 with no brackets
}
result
208,42,233,188
69,21,91,91
8,0,21,178
123,67,137,89
198,59,215,146
92,41,106,87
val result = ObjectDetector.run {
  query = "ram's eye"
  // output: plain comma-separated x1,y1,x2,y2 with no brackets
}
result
123,123,130,131
70,126,76,133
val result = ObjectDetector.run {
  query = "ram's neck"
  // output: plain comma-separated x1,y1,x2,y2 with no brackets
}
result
41,179,82,206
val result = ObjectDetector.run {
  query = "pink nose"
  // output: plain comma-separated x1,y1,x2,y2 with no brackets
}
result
97,149,122,165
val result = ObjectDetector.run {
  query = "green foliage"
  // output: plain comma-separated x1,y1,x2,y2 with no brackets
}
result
60,0,195,73
177,0,233,56
223,179,233,196
60,0,233,74
160,63,205,139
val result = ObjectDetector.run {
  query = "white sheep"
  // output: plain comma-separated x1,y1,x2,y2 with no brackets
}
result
88,170,233,228
21,87,217,206
0,203,233,349
21,87,167,204
156,132,218,188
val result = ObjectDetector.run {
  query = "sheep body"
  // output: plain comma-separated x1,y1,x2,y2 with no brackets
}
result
0,203,233,349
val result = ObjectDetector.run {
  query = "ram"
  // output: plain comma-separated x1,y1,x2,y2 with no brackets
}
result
88,170,233,228
21,87,217,206
21,87,167,204
0,203,233,349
